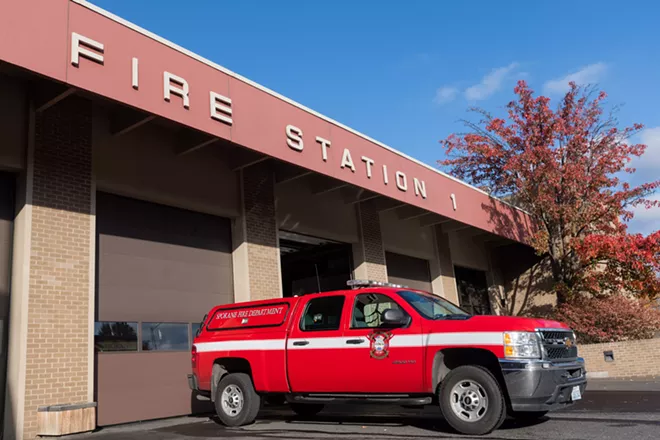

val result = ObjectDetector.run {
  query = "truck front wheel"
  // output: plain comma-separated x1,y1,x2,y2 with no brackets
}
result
214,373,261,427
438,365,506,435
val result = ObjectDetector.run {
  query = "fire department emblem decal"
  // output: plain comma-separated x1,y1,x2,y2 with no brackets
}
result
368,331,392,360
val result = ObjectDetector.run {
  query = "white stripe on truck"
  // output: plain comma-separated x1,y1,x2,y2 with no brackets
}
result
195,339,286,353
195,332,504,352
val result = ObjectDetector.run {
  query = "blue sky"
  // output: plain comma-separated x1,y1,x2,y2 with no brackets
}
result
89,0,659,234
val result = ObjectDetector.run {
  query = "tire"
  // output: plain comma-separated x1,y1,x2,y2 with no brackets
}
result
290,403,324,417
214,373,261,427
510,410,548,420
438,365,507,436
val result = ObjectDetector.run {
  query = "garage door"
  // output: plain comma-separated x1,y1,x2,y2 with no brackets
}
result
95,192,233,426
0,172,14,428
385,251,432,292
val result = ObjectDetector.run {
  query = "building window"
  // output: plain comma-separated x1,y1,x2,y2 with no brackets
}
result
454,266,492,315
94,322,138,352
300,296,345,331
141,323,189,351
192,322,202,338
351,293,408,329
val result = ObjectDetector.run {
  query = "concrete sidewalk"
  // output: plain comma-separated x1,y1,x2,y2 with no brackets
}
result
586,377,660,392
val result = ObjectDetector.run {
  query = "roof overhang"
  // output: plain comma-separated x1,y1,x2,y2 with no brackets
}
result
0,0,535,244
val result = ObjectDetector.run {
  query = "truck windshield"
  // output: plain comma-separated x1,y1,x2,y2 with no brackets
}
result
397,290,470,320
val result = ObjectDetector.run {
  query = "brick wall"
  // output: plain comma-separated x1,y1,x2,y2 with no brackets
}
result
579,338,660,379
241,162,281,300
22,97,93,438
354,201,387,282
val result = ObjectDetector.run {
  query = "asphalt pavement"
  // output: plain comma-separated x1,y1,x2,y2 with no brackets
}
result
75,389,660,440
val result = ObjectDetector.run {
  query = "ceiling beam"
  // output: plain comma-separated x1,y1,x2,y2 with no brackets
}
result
395,205,429,221
441,220,472,233
339,187,382,205
110,112,156,137
275,164,313,184
227,151,269,171
35,87,76,113
174,129,220,156
419,214,452,228
312,181,349,195
370,198,407,213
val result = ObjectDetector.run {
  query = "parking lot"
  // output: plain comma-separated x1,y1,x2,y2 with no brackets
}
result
76,388,660,440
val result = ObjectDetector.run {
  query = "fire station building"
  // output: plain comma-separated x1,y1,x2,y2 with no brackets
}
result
0,1,541,438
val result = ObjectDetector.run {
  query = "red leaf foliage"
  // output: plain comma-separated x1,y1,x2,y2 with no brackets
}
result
554,295,660,343
440,80,660,301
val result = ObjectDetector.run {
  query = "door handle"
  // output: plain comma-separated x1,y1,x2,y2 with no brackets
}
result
292,341,309,346
346,339,365,345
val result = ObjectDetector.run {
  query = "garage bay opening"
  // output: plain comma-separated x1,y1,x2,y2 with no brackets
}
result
279,231,353,297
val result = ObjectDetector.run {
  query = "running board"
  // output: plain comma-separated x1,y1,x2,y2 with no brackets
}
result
287,394,433,406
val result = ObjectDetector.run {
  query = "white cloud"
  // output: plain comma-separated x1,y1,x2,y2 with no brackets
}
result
465,62,519,101
638,127,660,168
629,194,660,235
434,86,459,104
543,62,607,95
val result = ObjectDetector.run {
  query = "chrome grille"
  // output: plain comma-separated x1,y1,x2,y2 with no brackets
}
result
539,329,577,360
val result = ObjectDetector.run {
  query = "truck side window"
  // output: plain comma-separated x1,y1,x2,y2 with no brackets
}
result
300,296,345,332
351,293,408,329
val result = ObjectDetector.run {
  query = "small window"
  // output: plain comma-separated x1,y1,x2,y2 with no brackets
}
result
94,322,138,352
300,296,345,331
141,323,189,351
351,293,408,329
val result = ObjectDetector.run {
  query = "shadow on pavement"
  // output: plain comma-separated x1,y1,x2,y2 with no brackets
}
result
151,407,549,440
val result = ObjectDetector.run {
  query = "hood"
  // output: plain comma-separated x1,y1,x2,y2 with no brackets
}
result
428,314,570,332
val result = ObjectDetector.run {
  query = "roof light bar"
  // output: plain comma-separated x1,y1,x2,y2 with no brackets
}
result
346,279,408,289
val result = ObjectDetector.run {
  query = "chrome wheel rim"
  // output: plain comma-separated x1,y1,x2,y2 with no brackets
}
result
220,385,244,417
449,379,489,422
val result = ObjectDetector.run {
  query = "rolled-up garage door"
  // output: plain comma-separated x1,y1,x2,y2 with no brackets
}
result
95,192,233,426
385,251,432,292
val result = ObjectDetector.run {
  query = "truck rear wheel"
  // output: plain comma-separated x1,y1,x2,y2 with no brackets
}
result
290,403,324,417
214,373,261,427
438,365,506,435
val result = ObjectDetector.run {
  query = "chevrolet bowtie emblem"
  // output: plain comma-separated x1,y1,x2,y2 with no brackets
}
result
564,337,574,348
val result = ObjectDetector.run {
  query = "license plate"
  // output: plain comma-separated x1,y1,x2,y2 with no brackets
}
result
571,386,582,401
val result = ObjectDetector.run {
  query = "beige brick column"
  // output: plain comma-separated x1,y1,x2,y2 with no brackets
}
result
353,201,388,282
20,96,95,439
431,227,459,304
235,161,282,301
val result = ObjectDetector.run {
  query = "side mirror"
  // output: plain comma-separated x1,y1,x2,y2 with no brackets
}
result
381,309,408,328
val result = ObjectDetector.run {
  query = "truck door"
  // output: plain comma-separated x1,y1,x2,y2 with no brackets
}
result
286,294,348,392
340,291,425,393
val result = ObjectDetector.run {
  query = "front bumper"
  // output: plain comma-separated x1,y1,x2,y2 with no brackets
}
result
500,357,587,412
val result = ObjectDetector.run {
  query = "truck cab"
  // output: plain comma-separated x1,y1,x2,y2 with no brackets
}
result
189,280,587,436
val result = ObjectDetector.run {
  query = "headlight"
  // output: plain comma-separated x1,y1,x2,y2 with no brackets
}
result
503,331,541,359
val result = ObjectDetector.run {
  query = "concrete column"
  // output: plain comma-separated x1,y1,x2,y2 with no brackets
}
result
430,226,459,304
352,201,388,282
237,161,282,301
5,96,96,440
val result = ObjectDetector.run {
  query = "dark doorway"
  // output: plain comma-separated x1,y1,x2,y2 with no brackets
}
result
386,252,432,292
454,265,492,315
279,231,353,297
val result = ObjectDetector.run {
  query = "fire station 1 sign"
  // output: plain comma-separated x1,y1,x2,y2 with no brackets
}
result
70,32,427,200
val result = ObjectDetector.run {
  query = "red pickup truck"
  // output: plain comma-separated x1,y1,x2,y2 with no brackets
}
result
189,280,586,435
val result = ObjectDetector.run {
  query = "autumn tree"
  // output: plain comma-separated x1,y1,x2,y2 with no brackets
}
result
440,81,660,303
